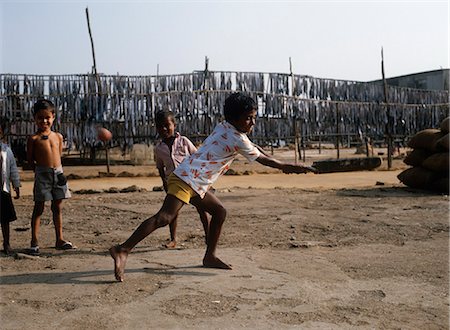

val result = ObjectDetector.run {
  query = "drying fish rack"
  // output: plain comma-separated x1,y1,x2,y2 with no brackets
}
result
0,71,448,164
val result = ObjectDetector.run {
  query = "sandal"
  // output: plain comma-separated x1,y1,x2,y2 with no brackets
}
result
28,246,40,256
55,242,76,250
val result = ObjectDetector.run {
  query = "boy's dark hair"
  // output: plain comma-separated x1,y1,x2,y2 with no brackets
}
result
224,92,257,122
33,99,55,116
155,110,176,127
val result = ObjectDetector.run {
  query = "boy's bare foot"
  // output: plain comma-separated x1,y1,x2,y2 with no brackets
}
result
109,245,128,282
3,244,12,255
164,240,177,249
203,255,232,270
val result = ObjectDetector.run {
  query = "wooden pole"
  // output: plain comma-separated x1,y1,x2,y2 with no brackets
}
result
365,136,370,157
381,47,392,169
85,7,101,95
204,56,209,89
294,119,298,164
105,145,110,173
290,57,301,164
318,133,322,154
203,56,210,134
289,57,294,95
86,7,109,173
302,121,306,162
336,103,340,159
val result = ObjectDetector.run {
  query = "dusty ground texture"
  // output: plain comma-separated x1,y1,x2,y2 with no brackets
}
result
0,149,449,329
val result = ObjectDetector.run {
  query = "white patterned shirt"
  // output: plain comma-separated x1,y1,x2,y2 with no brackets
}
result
173,121,261,198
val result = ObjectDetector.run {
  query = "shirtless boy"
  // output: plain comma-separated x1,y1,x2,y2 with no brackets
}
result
27,99,74,255
110,92,316,282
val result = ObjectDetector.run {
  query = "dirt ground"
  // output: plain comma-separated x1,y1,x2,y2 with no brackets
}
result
1,148,449,329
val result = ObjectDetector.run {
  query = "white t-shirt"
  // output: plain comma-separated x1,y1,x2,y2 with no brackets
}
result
173,121,261,198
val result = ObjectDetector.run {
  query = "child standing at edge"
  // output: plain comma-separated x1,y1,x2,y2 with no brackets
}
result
27,99,74,256
0,118,21,254
154,110,209,248
110,92,316,282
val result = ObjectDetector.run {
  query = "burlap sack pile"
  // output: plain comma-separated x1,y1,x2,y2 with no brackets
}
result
398,117,449,193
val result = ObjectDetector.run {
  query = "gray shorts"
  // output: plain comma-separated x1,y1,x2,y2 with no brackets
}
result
33,166,71,202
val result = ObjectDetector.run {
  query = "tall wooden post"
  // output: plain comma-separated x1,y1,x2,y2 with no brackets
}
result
381,48,393,169
290,57,301,163
85,7,101,95
86,7,110,173
203,56,210,135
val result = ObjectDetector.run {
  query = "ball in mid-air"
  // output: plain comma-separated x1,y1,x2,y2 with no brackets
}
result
97,127,112,142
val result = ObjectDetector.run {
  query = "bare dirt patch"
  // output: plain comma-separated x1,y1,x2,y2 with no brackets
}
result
1,148,448,329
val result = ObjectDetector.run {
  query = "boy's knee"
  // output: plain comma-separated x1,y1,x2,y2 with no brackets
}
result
154,213,172,228
51,203,62,213
213,205,227,220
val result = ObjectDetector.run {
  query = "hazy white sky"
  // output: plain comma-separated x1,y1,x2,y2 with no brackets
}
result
1,0,449,81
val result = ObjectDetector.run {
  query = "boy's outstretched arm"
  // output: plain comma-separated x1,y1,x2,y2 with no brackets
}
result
255,153,317,174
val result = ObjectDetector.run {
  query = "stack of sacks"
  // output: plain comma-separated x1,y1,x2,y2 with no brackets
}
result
398,117,449,193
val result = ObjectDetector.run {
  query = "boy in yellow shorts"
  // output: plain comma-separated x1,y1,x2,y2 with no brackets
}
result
110,92,316,282
154,110,209,248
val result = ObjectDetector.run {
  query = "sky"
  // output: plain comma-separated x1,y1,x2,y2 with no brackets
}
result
1,0,449,82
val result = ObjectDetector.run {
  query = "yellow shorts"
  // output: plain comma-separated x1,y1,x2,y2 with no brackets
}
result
167,174,198,204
